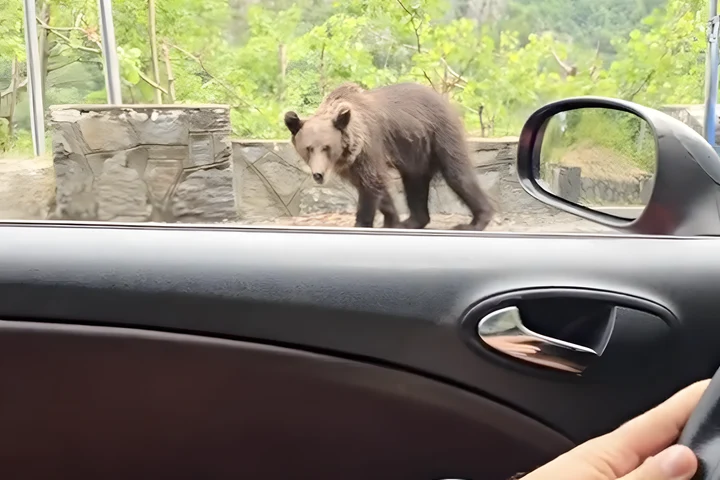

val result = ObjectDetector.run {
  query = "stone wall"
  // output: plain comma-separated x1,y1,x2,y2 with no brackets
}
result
660,104,720,145
232,136,555,222
30,103,718,225
47,104,558,224
49,105,237,222
544,164,654,206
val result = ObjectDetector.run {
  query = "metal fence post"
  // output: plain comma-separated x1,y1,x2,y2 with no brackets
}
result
97,0,123,104
21,0,46,157
704,0,719,146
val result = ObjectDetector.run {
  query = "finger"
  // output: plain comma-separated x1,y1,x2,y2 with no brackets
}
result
506,345,541,354
489,336,539,345
578,379,710,475
505,337,541,345
598,380,710,456
620,445,697,480
519,356,583,373
522,381,709,480
484,340,539,354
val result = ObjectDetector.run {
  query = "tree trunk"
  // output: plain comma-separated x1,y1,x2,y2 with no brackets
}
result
319,43,326,97
467,0,508,23
37,1,51,109
278,43,287,102
0,58,23,147
162,43,176,103
148,0,162,104
7,59,21,141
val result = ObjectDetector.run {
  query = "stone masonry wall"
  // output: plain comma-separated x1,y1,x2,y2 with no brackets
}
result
32,103,711,225
660,104,720,145
544,164,654,206
47,104,559,224
49,105,237,223
231,137,557,222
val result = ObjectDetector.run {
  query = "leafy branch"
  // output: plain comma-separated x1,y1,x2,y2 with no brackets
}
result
36,15,169,95
395,0,423,53
168,43,262,113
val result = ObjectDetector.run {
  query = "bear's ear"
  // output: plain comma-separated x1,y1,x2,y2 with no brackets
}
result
284,111,304,135
333,104,351,131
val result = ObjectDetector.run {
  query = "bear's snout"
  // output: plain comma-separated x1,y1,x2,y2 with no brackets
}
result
312,173,324,184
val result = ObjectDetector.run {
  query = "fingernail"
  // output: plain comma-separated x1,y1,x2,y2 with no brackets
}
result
655,445,695,479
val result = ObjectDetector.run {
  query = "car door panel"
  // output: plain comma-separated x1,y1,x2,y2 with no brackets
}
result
0,223,717,449
0,321,572,479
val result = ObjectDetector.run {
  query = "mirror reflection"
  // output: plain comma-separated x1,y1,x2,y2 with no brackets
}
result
535,107,657,219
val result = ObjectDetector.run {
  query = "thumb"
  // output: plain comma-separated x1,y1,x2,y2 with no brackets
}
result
621,445,697,480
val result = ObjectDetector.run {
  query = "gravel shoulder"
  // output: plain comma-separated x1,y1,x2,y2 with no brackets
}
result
0,157,55,220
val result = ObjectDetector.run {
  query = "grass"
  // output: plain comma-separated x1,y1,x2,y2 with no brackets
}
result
0,129,49,160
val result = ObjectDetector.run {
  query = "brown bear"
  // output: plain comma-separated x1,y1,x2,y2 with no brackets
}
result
283,82,495,230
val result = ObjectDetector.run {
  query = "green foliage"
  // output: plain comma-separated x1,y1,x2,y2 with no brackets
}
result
0,122,35,158
117,46,143,85
0,0,26,62
0,0,712,148
569,109,656,171
505,0,668,54
609,0,706,106
541,108,657,180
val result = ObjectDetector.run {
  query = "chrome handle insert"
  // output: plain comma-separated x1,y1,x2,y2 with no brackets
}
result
477,306,602,374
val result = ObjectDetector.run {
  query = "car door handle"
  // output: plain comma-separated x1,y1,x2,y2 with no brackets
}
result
477,306,614,374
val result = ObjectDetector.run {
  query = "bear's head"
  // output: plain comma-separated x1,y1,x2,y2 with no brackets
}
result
283,103,352,185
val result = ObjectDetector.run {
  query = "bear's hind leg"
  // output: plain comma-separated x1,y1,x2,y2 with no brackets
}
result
379,189,401,228
436,150,494,231
399,174,431,229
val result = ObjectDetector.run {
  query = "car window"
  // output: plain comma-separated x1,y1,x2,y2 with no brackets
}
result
0,0,704,235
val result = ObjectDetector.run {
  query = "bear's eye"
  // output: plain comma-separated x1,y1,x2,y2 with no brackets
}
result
322,146,330,152
307,146,313,154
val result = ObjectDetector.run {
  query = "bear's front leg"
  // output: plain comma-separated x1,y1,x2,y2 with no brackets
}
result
355,187,380,228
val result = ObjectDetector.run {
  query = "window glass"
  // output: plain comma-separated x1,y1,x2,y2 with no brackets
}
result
0,0,703,234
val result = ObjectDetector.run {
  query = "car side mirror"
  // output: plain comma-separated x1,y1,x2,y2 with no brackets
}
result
515,97,720,236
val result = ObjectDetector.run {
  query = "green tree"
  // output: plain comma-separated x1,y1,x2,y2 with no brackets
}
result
0,0,713,149
609,0,706,106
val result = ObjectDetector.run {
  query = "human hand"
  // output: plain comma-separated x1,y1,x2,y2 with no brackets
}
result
522,379,710,480
482,335,583,373
482,335,540,357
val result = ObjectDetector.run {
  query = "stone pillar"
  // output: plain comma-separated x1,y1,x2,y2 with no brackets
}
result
639,174,655,204
550,165,582,203
49,104,238,223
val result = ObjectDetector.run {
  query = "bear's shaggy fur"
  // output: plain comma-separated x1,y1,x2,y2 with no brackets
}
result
283,82,495,230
